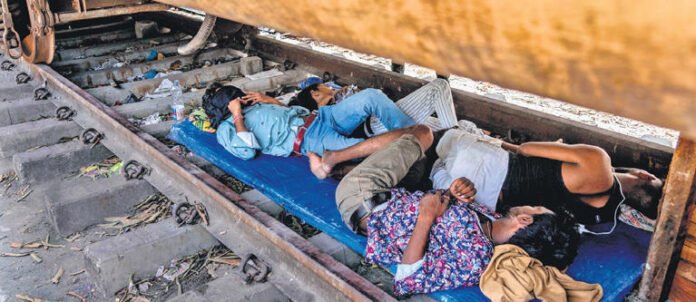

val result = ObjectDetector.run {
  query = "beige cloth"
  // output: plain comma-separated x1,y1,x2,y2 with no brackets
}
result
480,244,603,302
335,134,424,232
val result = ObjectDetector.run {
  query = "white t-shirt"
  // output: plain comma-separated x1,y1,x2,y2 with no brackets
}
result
430,129,509,212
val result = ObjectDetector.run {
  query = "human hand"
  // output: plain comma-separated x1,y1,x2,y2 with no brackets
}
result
227,98,243,117
241,92,277,105
449,177,476,203
419,191,449,221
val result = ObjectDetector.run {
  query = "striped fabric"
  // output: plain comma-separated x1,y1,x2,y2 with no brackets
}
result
369,78,458,135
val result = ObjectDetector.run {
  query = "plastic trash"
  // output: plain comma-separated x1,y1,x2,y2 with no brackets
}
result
170,80,185,121
143,69,158,80
145,79,175,99
146,49,158,61
123,93,141,105
142,112,162,126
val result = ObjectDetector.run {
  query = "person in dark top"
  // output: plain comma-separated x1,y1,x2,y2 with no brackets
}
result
427,128,663,226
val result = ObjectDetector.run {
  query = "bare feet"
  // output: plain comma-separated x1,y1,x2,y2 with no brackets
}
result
307,152,331,179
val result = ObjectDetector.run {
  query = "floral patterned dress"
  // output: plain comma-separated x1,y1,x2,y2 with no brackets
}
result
365,188,495,295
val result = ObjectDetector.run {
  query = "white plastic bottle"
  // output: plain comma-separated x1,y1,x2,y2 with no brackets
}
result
170,80,185,121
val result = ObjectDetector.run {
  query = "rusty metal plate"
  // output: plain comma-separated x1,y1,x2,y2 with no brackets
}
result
156,0,696,140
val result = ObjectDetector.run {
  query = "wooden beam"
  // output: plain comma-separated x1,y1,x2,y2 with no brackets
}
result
639,137,696,301
156,0,696,140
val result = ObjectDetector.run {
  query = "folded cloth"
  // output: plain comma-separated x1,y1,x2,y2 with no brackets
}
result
189,107,216,133
480,244,603,302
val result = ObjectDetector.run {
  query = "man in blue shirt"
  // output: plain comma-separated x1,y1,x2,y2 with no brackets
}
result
216,80,453,179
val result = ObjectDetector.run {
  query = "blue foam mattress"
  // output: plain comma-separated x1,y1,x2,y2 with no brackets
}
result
169,121,651,301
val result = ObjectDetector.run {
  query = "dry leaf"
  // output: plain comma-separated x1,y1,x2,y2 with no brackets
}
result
66,233,81,242
51,267,64,284
30,253,42,263
69,269,85,276
208,257,241,266
15,294,44,302
66,291,86,302
1,252,30,257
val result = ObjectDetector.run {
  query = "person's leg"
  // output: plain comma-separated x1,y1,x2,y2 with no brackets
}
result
309,124,433,179
335,133,428,233
327,88,416,135
370,79,458,135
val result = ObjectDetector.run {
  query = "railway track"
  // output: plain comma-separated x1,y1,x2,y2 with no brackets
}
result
0,16,400,302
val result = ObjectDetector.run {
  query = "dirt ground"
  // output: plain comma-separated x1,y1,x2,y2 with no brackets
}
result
262,29,679,148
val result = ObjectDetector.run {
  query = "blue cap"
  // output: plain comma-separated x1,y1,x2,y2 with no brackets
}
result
298,76,323,90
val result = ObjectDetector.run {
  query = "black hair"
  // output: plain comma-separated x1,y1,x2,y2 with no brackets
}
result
613,167,663,219
625,179,662,219
506,210,580,269
290,83,320,111
202,83,247,129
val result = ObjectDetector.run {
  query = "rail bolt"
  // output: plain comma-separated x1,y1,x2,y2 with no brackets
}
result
241,254,270,284
123,160,150,181
55,106,75,121
80,128,103,148
34,87,50,100
0,61,15,71
15,72,31,84
173,201,209,226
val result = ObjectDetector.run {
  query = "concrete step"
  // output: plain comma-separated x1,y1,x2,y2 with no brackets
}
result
52,42,183,74
0,118,82,158
84,219,219,296
141,120,176,138
12,140,113,184
0,98,56,127
0,70,41,90
115,91,204,118
55,33,188,61
240,190,284,218
166,272,289,302
56,29,135,49
86,57,261,105
41,176,157,236
70,48,241,88
0,84,39,100
308,233,362,270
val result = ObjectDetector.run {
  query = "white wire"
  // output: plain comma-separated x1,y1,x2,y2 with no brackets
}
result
577,176,626,236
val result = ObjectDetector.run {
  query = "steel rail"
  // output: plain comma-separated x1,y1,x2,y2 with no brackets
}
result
250,35,674,176
54,3,171,23
26,62,395,302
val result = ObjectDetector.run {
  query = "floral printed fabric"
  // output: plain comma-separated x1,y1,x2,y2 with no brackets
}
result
365,188,494,295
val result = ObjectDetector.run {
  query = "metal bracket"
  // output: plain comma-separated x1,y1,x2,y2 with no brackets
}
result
1,60,15,71
1,0,23,59
55,106,75,121
15,72,31,84
173,201,209,226
241,254,270,284
34,87,50,100
80,128,103,148
123,160,150,180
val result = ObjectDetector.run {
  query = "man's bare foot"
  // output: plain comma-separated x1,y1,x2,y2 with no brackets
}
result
307,152,330,179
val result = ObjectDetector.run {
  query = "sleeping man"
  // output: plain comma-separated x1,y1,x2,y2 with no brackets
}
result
335,131,580,295
209,79,463,179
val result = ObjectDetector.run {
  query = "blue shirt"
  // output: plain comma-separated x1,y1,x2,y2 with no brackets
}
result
216,104,309,160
